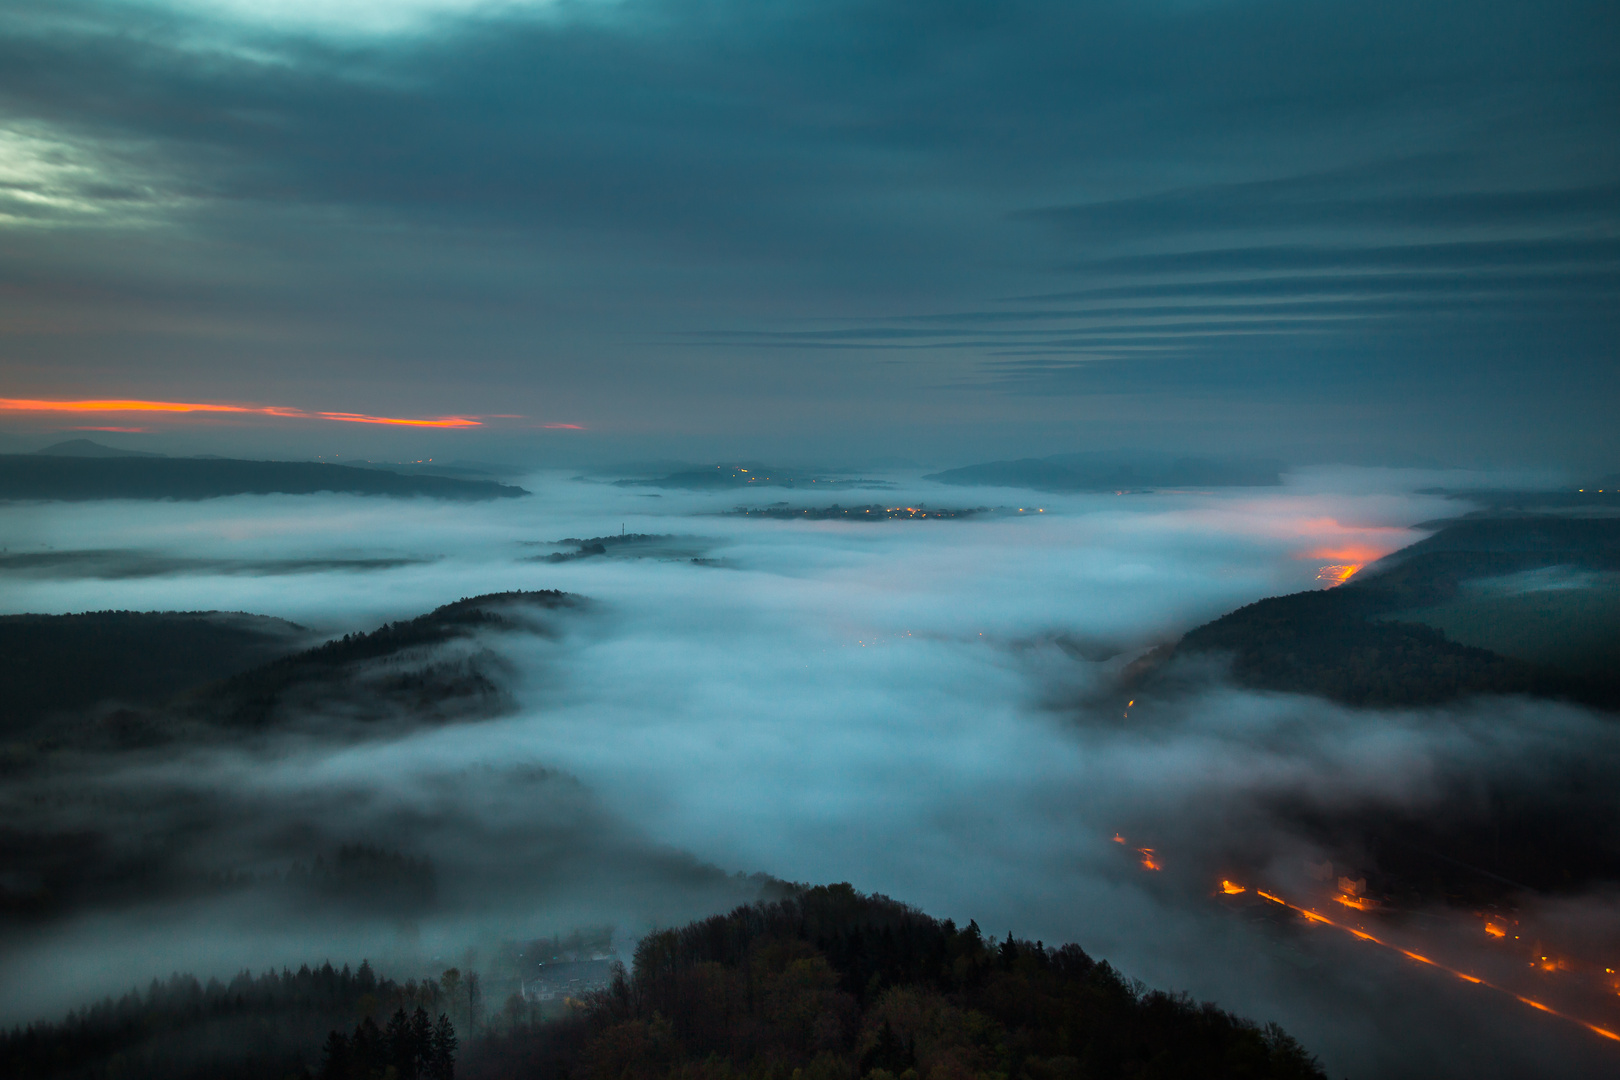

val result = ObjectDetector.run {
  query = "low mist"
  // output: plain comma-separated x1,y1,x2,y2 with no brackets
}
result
2,467,1616,1078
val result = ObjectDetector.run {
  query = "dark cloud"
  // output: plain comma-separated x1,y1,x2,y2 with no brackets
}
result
0,0,1614,463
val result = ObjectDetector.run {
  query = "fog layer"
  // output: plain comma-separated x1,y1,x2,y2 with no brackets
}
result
2,468,1616,1078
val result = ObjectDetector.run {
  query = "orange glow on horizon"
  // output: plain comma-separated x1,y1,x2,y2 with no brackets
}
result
0,398,488,429
1307,543,1391,564
312,411,480,428
1221,880,1246,895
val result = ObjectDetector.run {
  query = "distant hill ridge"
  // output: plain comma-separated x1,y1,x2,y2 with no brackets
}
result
1153,513,1620,710
35,438,166,458
614,462,885,489
0,591,583,756
926,453,1284,491
0,453,529,501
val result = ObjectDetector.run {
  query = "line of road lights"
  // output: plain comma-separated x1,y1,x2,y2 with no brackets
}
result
1111,835,1620,1046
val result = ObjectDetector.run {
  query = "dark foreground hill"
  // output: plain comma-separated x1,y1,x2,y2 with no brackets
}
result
0,455,528,501
1156,513,1620,711
1,884,1325,1080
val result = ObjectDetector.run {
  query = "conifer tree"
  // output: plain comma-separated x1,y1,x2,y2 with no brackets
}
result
316,1029,349,1080
429,1013,458,1080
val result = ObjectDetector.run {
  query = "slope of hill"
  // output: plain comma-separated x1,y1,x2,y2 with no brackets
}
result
0,885,1325,1080
469,883,1324,1080
1160,513,1620,709
34,438,165,458
0,455,529,501
0,591,584,760
0,611,308,737
200,590,583,730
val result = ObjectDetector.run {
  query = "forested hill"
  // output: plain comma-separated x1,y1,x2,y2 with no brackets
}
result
0,959,459,1080
201,589,583,728
469,883,1324,1080
1161,513,1620,709
0,591,584,759
2,884,1326,1080
0,611,306,735
0,455,528,501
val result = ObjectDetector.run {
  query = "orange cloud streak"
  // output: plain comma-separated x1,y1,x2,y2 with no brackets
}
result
0,398,484,428
312,411,481,429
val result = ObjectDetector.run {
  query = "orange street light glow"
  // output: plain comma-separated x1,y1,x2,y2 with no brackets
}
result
1230,880,1620,1046
0,398,487,428
1316,563,1364,586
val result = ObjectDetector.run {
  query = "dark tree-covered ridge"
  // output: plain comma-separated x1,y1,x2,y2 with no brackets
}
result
0,885,1325,1080
470,883,1325,1080
202,590,583,728
729,505,989,521
0,455,528,502
0,610,306,734
0,591,585,764
1167,514,1620,710
0,960,457,1080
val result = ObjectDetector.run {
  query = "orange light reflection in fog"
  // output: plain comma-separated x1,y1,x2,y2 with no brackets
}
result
1316,563,1364,586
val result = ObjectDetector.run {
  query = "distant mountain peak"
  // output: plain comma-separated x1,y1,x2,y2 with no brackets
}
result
35,438,166,459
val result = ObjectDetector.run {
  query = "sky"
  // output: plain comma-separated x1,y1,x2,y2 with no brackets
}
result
1,0,1617,464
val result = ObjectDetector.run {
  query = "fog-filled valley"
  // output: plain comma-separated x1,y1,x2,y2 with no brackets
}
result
5,0,1616,1073
4,467,1619,1079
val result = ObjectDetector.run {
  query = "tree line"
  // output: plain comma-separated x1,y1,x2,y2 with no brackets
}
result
0,961,464,1080
318,1006,457,1080
2,883,1326,1079
465,883,1325,1080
